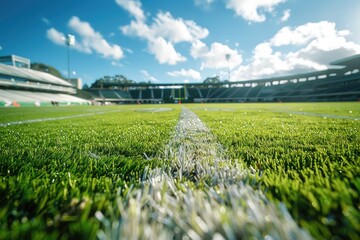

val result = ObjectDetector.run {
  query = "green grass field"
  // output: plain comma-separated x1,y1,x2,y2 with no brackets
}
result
0,103,359,239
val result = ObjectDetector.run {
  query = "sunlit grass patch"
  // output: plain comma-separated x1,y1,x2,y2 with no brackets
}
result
0,103,359,239
193,102,360,239
0,105,180,239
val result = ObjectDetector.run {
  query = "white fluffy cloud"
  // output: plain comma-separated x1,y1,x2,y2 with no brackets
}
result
270,21,340,47
280,9,291,22
119,3,208,65
232,21,360,80
152,12,209,43
47,17,124,60
191,40,243,70
115,0,145,21
148,37,187,65
225,0,286,22
46,28,65,45
167,68,202,80
121,20,150,39
270,21,360,64
68,17,124,60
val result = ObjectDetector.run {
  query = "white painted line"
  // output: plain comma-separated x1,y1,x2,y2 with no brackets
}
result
0,110,123,127
97,108,311,239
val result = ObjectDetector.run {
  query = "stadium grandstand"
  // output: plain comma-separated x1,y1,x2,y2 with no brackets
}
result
1,54,359,106
0,55,89,107
84,54,360,104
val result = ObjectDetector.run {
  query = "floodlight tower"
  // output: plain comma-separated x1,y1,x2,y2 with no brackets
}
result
65,34,75,81
225,53,231,81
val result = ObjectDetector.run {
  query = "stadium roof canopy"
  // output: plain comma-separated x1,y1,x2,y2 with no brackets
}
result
330,54,360,69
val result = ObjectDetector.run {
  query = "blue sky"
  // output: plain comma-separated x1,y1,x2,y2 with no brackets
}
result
1,0,360,86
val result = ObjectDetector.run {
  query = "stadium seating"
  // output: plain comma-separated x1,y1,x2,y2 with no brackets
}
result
0,55,91,106
0,64,73,88
0,89,89,106
1,54,359,105
86,72,359,102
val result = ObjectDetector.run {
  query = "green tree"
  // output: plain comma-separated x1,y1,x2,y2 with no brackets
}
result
203,76,221,84
31,63,64,79
91,74,136,88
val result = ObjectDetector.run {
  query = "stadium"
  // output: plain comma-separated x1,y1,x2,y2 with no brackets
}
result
85,54,360,104
0,55,88,107
1,53,359,240
1,54,360,106
2,0,360,238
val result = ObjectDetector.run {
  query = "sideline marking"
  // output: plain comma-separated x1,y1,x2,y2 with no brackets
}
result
0,110,123,127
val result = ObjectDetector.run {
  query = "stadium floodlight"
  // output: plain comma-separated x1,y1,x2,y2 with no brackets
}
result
65,34,75,46
225,53,231,81
65,34,75,81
